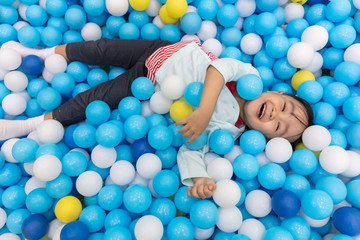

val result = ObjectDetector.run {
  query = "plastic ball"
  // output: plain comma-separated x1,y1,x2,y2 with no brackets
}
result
55,196,82,223
206,157,233,182
118,96,142,119
189,200,218,229
239,130,266,155
36,119,64,144
302,125,331,151
315,176,346,205
301,189,334,220
329,24,356,49
284,3,305,23
334,61,360,87
110,160,135,185
240,33,263,55
160,24,181,43
272,189,300,218
236,74,263,100
45,54,67,74
258,162,286,190
289,148,318,175
96,121,124,148
343,97,360,122
105,0,128,16
265,35,290,59
287,42,315,69
325,0,351,23
346,124,360,149
319,145,350,174
37,87,62,111
254,12,277,36
166,0,187,18
21,55,44,76
301,25,328,51
280,216,311,240
46,0,68,17
60,220,90,240
25,5,48,26
212,179,241,208
41,26,63,47
209,129,234,155
134,215,164,240
167,217,195,240
169,100,193,122
184,82,203,107
2,185,26,210
6,208,31,234
91,145,116,168
85,100,111,125
33,154,62,181
131,77,154,100
344,44,360,65
265,137,292,163
20,214,48,240
51,73,76,95
312,102,336,126
159,5,178,25
237,218,265,240
183,130,208,150
245,190,272,218
233,153,259,180
2,93,27,116
333,207,360,236
124,114,149,139
291,70,315,92
25,188,54,214
136,153,162,179
123,184,152,213
140,22,160,40
46,173,73,199
73,123,97,148
152,169,179,197
149,91,173,114
181,12,201,35
297,80,323,104
148,198,176,226
12,138,39,163
76,171,103,197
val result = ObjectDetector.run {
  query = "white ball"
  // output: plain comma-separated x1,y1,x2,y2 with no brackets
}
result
234,17,244,29
319,146,350,174
342,151,360,177
18,3,28,21
287,42,315,68
284,3,305,23
299,209,329,228
353,0,360,9
204,152,220,166
141,100,153,118
0,208,6,229
129,173,149,187
1,138,19,163
153,16,165,30
255,152,271,167
33,154,62,181
301,25,329,51
4,71,28,92
0,48,22,71
81,22,102,41
2,93,27,115
240,33,263,55
212,179,241,208
76,170,103,197
265,137,293,163
194,226,215,240
23,161,34,175
303,51,323,73
13,21,30,31
39,0,46,9
147,178,162,198
344,44,360,65
36,119,64,144
47,219,63,240
181,35,200,42
224,145,244,164
202,38,223,58
238,218,266,240
44,54,67,74
235,0,256,17
135,215,164,240
71,148,90,161
136,153,162,179
51,224,65,240
105,0,129,16
216,206,243,233
207,157,233,182
0,66,8,80
91,145,116,168
197,21,217,41
160,75,186,100
245,190,272,218
110,160,136,185
0,233,20,240
16,90,31,102
42,67,54,83
302,125,331,151
145,0,161,17
24,176,46,195
186,5,198,14
149,91,173,114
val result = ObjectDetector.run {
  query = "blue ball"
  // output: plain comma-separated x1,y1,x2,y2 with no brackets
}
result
273,57,297,80
63,124,79,148
26,5,48,26
25,98,44,117
51,73,76,95
46,0,68,17
87,68,108,87
272,6,286,26
272,189,300,218
98,185,123,211
259,215,281,229
155,147,177,169
265,35,290,59
174,186,199,214
104,209,131,230
255,0,278,11
305,4,326,25
184,82,203,107
167,217,195,240
181,12,202,35
83,0,105,16
21,55,44,76
36,143,63,159
2,185,26,210
280,216,311,240
258,163,286,190
209,129,234,155
289,149,318,176
217,4,239,28
333,207,360,236
168,124,183,147
334,61,360,86
12,138,39,163
254,12,277,36
109,67,126,80
346,180,360,208
236,74,263,100
6,208,31,234
86,100,111,125
131,77,155,100
316,176,347,204
146,114,167,129
130,138,155,159
312,102,337,126
21,214,49,240
243,14,257,34
220,46,242,60
343,96,360,122
263,227,294,240
329,129,347,148
0,23,17,44
104,226,132,240
149,198,177,225
129,10,149,28
124,115,149,140
79,205,106,233
73,123,97,148
297,80,323,104
72,83,91,97
153,170,180,197
106,16,126,37
183,131,207,150
48,17,68,34
0,5,18,25
253,50,275,69
96,121,124,148
45,173,73,199
286,18,309,38
233,153,260,180
18,26,41,48
148,125,173,150
239,130,266,155
301,190,334,220
25,188,54,214
325,0,351,23
118,96,142,119
37,87,62,111
41,26,62,47
115,144,133,163
322,47,344,70
123,184,152,213
330,114,353,133
119,22,140,39
221,27,242,47
329,24,356,49
61,151,88,177
346,123,360,148
140,23,160,40
64,6,86,29
197,0,218,20
190,200,218,229
63,30,83,43
160,24,181,43
61,221,90,240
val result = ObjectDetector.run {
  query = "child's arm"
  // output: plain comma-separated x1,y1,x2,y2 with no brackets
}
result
176,66,225,144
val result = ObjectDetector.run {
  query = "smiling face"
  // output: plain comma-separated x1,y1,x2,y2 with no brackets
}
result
240,92,310,143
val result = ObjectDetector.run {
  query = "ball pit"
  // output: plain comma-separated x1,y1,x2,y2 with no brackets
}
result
0,0,359,239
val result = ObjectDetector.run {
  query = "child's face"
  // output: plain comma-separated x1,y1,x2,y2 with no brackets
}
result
241,92,309,142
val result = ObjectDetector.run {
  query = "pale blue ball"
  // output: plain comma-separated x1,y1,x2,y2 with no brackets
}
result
174,186,199,214
131,77,154,101
37,87,62,111
6,208,31,234
109,67,126,80
221,27,242,47
156,146,177,169
115,144,133,162
41,26,62,47
146,114,167,129
140,23,160,40
129,11,149,28
98,185,123,211
329,24,356,49
323,82,350,107
63,30,83,43
86,100,111,125
73,124,97,148
236,74,263,100
309,165,337,185
153,170,180,197
325,0,351,23
346,180,360,208
0,23,17,44
87,68,108,87
88,12,108,26
64,6,87,29
11,138,39,163
217,4,239,28
149,198,177,225
25,188,54,214
197,0,218,20
106,16,126,37
123,184,152,213
26,5,48,26
255,12,277,36
160,24,181,43
80,205,106,232
343,96,360,122
45,173,73,199
273,57,297,80
330,114,353,133
263,227,294,240
18,26,41,47
168,124,183,148
286,18,309,38
258,163,286,190
297,80,323,104
67,61,89,83
61,151,88,177
253,50,275,68
190,200,218,229
72,83,91,97
104,226,131,240
46,0,68,17
243,15,257,34
259,215,281,229
36,143,63,159
96,120,124,148
104,209,131,230
289,149,318,176
148,125,173,150
48,17,68,33
282,174,311,199
233,153,260,180
183,131,207,150
52,73,76,95
312,102,337,126
265,35,290,59
118,96,142,119
124,115,149,140
256,0,278,11
334,61,360,86
119,22,140,39
209,129,234,155
305,4,326,25
220,46,242,60
167,217,195,240
83,0,105,17
184,82,203,107
280,217,311,240
0,5,18,24
181,12,202,35
302,190,334,220
27,100,43,117
240,130,266,155
2,185,26,210
316,176,347,204
28,78,49,98
346,123,360,148
272,6,286,26
322,47,344,70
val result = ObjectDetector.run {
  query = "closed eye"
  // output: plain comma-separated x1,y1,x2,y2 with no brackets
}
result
276,122,280,132
282,102,286,112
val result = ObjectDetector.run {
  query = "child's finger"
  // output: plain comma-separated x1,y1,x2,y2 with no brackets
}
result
186,186,193,197
204,185,213,198
196,184,207,199
177,124,190,134
185,134,199,144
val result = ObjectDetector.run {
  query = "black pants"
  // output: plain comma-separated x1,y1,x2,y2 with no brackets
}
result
52,38,171,126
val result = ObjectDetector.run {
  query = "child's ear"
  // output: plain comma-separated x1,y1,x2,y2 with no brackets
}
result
266,91,284,95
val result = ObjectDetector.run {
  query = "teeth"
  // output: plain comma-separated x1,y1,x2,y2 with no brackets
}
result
259,103,265,119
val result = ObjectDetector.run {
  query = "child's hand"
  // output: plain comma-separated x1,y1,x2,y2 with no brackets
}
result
175,108,211,144
187,177,216,199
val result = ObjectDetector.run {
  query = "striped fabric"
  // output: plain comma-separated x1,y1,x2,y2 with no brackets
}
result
145,40,218,84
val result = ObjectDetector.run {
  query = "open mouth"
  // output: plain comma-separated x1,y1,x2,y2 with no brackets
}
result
258,103,266,119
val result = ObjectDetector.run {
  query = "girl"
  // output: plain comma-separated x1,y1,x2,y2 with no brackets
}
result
0,39,313,198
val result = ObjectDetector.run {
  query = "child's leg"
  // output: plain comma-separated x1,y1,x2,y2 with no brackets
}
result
0,115,45,140
1,41,57,60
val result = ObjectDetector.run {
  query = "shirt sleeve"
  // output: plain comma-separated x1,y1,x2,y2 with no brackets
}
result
210,58,260,84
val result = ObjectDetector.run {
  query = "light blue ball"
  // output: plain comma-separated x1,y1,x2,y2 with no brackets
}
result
73,123,97,148
346,180,360,208
239,130,266,155
183,131,207,150
346,123,360,148
181,12,202,35
123,184,152,213
64,6,87,29
148,125,173,150
80,205,106,233
305,4,326,25
12,138,39,163
301,190,334,220
167,217,195,240
329,24,356,49
87,68,108,87
46,0,68,17
0,152,4,170
221,27,242,47
334,61,360,86
258,163,286,190
329,128,347,149
67,61,89,83
209,129,234,155
197,0,218,20
272,6,286,26
243,14,257,34
36,143,63,159
265,35,290,59
86,100,111,126
174,186,199,214
25,188,54,214
168,124,183,148
297,80,323,104
25,5,48,26
0,5,18,24
6,208,31,234
124,115,149,140
309,165,337,185
88,11,108,26
2,185,26,210
343,96,360,122
322,47,344,70
18,26,41,47
153,170,180,197
63,30,83,43
254,12,277,36
104,226,132,240
281,217,311,240
330,114,353,133
41,26,62,47
83,0,105,16
253,50,275,69
325,0,351,23
45,173,73,198
273,57,297,80
350,86,360,97
156,147,177,169
237,178,260,194
51,73,76,95
233,153,259,180
236,74,263,100
96,121,124,148
160,24,181,43
286,18,309,38
217,4,239,28
48,17,68,33
184,82,203,107
131,77,154,101
140,23,160,40
109,67,126,80
104,209,131,230
312,102,337,126
106,16,126,37
316,176,347,204
149,198,177,225
115,144,133,163
190,200,218,229
0,23,17,44
147,114,167,129
119,22,140,39
259,215,281,230
220,46,242,60
289,149,318,176
98,185,123,211
255,0,278,12
61,151,88,177
72,83,91,97
263,226,294,240
37,87,62,111
118,96,142,119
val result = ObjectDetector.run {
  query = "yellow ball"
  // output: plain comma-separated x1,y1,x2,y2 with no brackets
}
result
170,100,193,122
166,0,188,18
159,5,178,24
295,142,320,158
291,0,308,4
55,196,82,223
129,0,150,11
291,70,315,91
